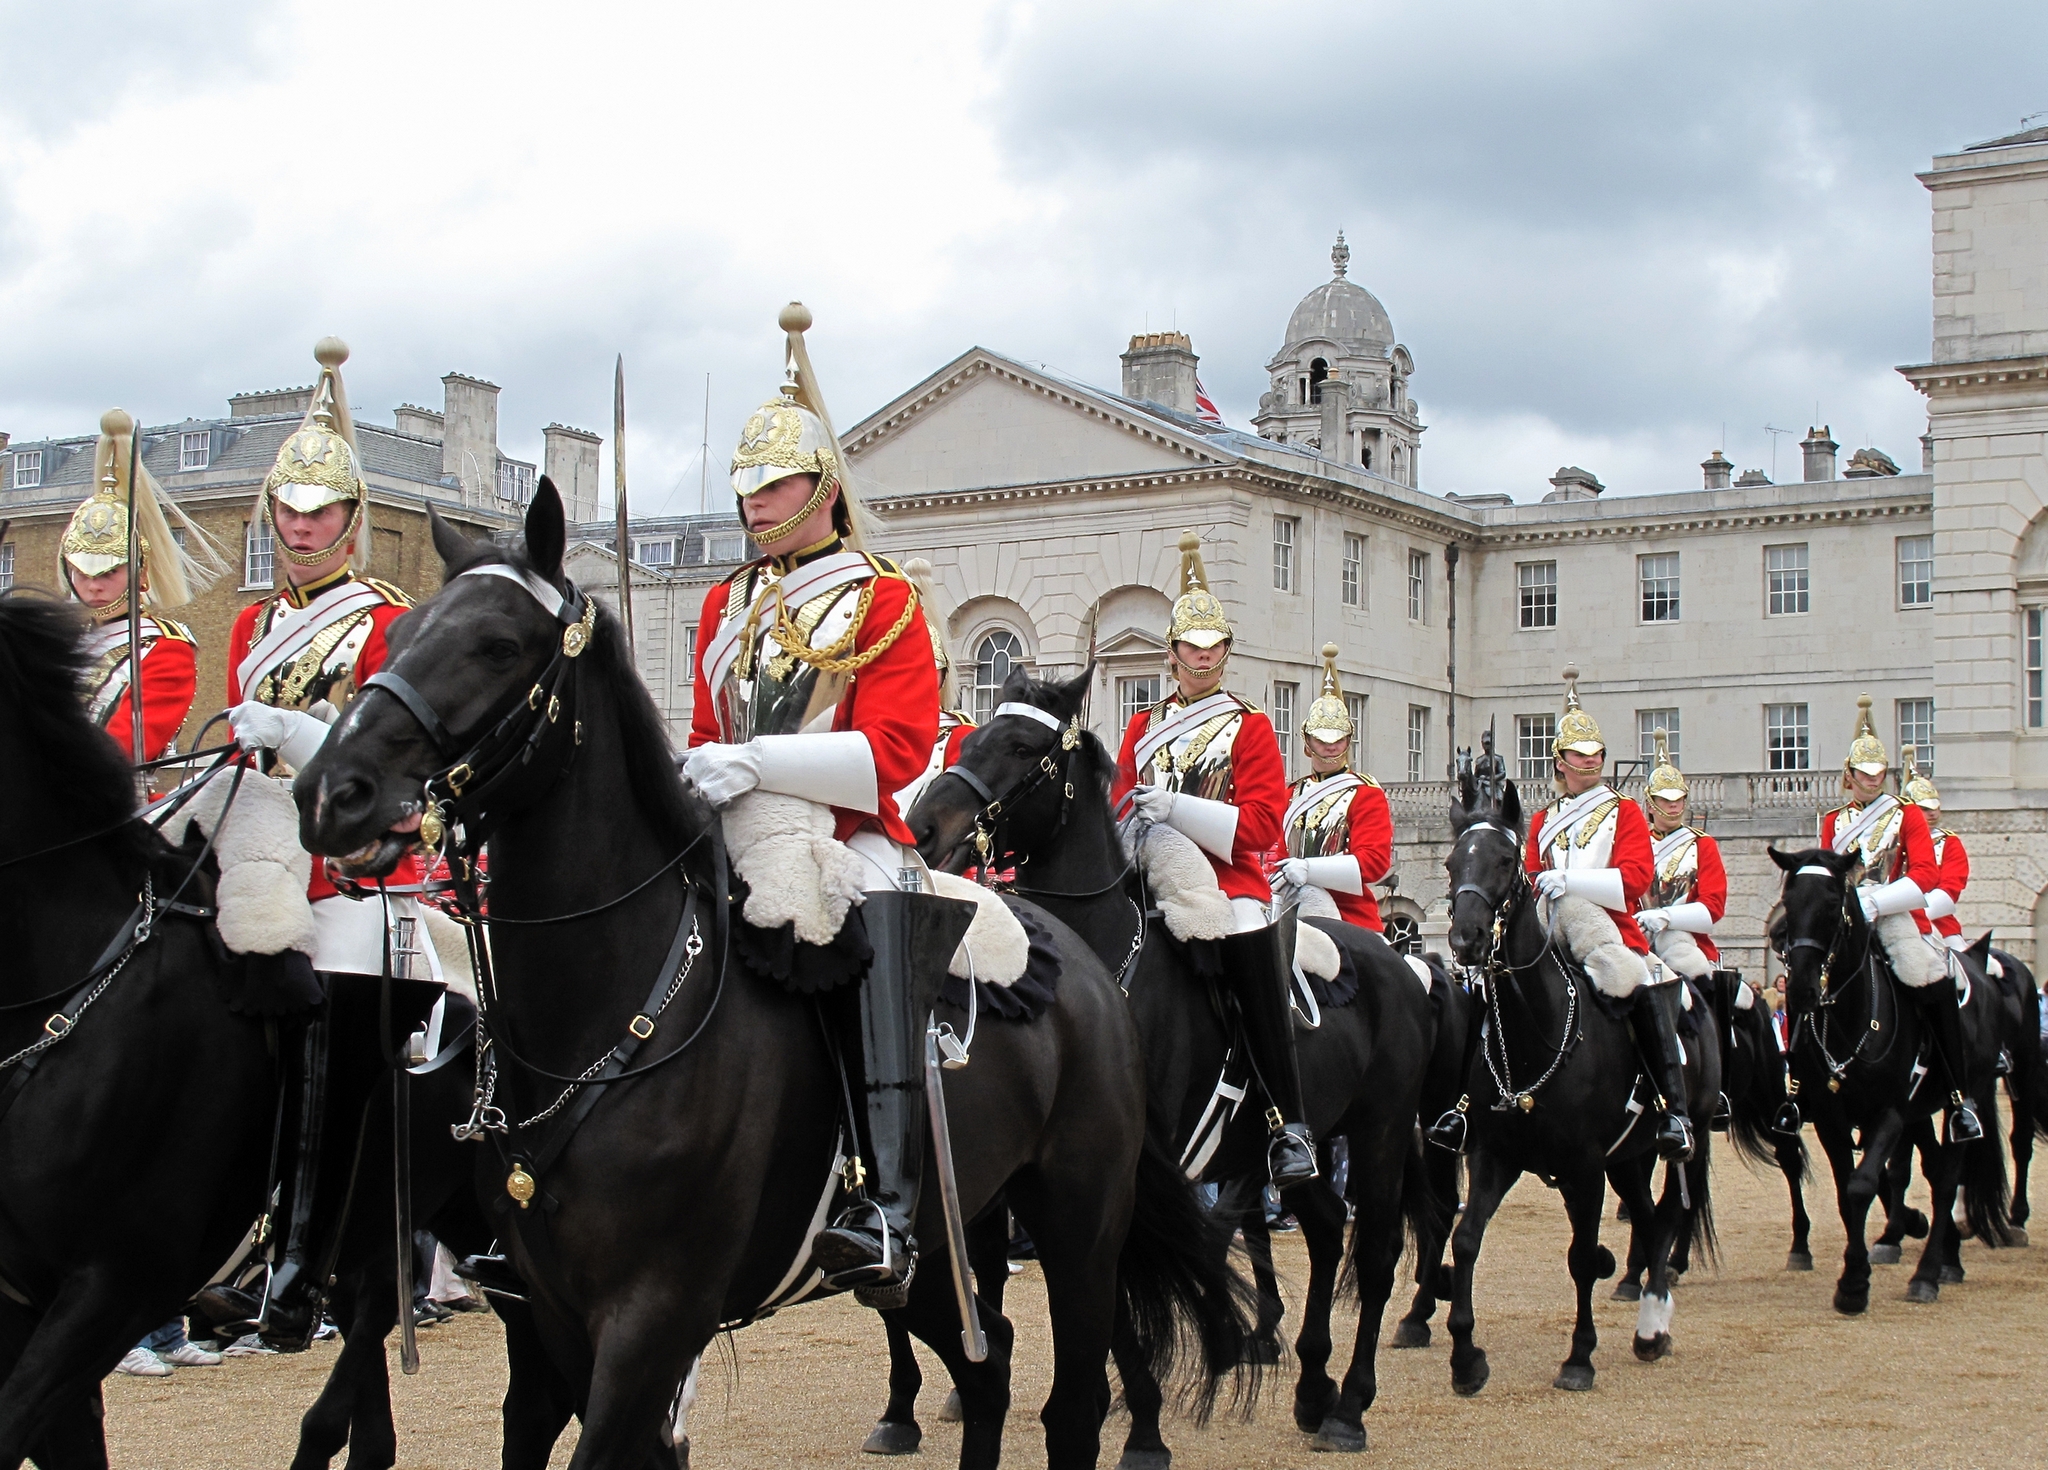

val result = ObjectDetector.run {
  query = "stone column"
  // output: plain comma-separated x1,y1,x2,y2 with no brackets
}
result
1319,378,1350,463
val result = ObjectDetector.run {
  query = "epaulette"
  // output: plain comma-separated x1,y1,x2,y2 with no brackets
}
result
1230,692,1264,715
1357,772,1382,789
720,560,762,588
869,553,902,576
942,708,976,727
152,618,195,644
1687,824,1708,839
362,577,414,608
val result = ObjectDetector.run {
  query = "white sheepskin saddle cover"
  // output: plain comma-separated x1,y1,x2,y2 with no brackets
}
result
1120,817,1233,942
928,871,1028,987
1652,927,1713,981
162,767,315,958
1553,895,1652,998
422,908,477,1000
720,791,868,947
1287,886,1344,982
1874,911,1947,989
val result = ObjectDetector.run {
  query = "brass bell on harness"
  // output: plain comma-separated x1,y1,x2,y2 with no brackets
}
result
418,803,445,849
1518,1094,1535,1113
1827,1079,1841,1093
507,1164,537,1208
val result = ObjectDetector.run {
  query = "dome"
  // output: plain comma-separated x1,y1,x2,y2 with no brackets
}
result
1282,233,1394,356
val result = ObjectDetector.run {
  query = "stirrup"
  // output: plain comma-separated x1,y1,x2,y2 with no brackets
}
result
1709,1092,1732,1133
1997,1048,2014,1078
814,1201,917,1297
1425,1106,1469,1154
1948,1097,1984,1144
1654,1113,1695,1162
1770,1101,1802,1137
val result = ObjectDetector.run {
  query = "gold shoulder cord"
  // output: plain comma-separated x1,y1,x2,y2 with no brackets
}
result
743,558,921,681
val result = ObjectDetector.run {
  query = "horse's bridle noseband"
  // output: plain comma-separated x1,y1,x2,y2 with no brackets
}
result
936,702,1084,878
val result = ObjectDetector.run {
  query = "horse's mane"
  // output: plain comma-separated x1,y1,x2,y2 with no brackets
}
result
0,590,156,863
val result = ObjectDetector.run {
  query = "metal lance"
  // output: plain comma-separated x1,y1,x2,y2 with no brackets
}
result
613,354,635,664
125,423,148,797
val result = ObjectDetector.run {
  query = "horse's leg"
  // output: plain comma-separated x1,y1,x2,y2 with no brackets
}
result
1309,1128,1404,1453
1871,1132,1925,1260
1108,1305,1169,1470
22,1387,107,1470
1908,1132,1965,1303
1554,1168,1612,1391
1446,1150,1517,1396
1237,1190,1283,1362
1630,1162,1682,1363
1608,1158,1657,1302
1821,1111,1891,1315
2009,1075,2034,1235
0,1276,159,1467
1023,1215,1119,1470
1284,1179,1346,1440
860,1311,925,1456
287,1274,395,1470
559,1299,699,1470
903,1268,1016,1470
1392,1148,1457,1349
496,1294,581,1470
1780,1138,1814,1270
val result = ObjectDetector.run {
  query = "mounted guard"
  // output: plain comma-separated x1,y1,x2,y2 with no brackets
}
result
1631,729,1727,979
1818,699,1980,1141
892,556,976,815
59,409,224,760
1110,530,1315,1189
684,303,963,1302
1274,643,1392,932
1902,749,1972,958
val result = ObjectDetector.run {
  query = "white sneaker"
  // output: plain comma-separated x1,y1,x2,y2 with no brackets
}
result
160,1342,223,1367
115,1348,172,1377
220,1333,277,1358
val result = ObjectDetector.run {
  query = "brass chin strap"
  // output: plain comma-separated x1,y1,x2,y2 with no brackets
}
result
747,473,837,549
264,490,365,569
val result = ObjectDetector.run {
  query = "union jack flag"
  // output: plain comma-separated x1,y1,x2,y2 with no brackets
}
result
1194,377,1223,426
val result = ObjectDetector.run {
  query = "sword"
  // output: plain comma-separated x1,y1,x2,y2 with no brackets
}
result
924,1019,985,1362
613,354,636,666
382,889,420,1374
124,423,146,790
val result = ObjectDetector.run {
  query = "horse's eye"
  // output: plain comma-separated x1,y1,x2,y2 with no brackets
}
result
484,638,520,662
1012,741,1035,758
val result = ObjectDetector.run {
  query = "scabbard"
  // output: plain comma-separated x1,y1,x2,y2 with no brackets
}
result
925,1026,986,1362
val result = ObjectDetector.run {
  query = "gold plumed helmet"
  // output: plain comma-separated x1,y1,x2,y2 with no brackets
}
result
729,302,871,549
1646,726,1687,802
1902,744,1938,810
1302,642,1353,745
1166,530,1231,649
1845,693,1888,776
61,408,225,613
261,337,371,574
1551,663,1605,756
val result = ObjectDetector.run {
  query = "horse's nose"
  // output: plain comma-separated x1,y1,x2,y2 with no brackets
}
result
311,766,383,843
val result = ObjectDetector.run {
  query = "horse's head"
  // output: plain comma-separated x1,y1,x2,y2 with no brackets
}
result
1768,845,1861,1014
1444,763,1524,965
905,662,1097,870
296,479,596,877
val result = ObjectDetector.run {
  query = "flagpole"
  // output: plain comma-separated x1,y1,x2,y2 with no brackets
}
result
613,354,635,664
124,422,148,795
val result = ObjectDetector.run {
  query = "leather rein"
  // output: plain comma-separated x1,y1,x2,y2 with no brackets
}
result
1452,819,1580,1113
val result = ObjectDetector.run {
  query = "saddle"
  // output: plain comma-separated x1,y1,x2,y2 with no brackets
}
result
1551,895,1652,999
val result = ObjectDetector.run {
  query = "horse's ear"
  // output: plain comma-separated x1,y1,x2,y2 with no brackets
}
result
1450,771,1475,832
429,504,474,572
999,664,1033,703
1968,932,1994,962
1501,779,1522,834
1767,845,1800,874
1053,662,1094,717
526,477,566,583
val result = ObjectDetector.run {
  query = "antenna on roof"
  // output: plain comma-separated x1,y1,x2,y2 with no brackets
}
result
701,373,710,516
1764,424,1796,481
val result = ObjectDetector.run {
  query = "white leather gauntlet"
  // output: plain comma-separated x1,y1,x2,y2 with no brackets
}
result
755,732,878,814
1923,889,1957,921
1296,854,1364,895
1537,867,1625,911
1165,792,1239,862
1663,901,1716,935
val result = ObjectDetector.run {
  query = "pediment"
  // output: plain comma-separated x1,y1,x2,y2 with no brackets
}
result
1096,626,1168,659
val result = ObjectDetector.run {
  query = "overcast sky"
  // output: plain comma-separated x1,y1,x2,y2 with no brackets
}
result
2,1,2042,514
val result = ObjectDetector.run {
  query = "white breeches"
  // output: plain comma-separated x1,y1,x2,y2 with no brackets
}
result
309,893,446,982
845,828,933,896
1230,896,1269,933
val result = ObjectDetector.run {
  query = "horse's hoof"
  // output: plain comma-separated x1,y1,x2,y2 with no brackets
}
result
1390,1319,1430,1349
1903,1208,1930,1240
1293,1385,1338,1434
861,1420,922,1456
1905,1279,1940,1304
1868,1243,1902,1265
1832,1287,1869,1315
1939,1263,1965,1285
1312,1418,1368,1453
2010,1226,2030,1248
939,1389,963,1423
1632,1332,1673,1363
1114,1452,1171,1470
1594,1246,1616,1280
1611,1281,1641,1302
1552,1363,1596,1392
1786,1252,1814,1272
1451,1353,1490,1397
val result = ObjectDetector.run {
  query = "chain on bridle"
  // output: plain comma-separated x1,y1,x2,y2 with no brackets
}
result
1451,819,1579,1113
1781,870,1883,1089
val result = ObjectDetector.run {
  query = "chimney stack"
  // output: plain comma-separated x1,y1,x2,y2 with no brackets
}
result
1318,377,1351,463
544,423,604,524
1701,449,1733,491
1921,433,1935,472
393,403,445,441
441,373,501,502
1801,424,1838,483
1542,466,1604,502
1120,331,1200,415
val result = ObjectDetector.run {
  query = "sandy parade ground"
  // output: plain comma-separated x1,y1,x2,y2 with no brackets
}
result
103,1153,2048,1470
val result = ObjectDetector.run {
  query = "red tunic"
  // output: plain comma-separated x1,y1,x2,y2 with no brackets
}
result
99,627,197,761
1687,831,1729,965
1111,700,1288,903
1526,796,1655,953
941,718,974,768
689,568,936,847
1916,828,1969,938
1278,776,1393,930
228,577,415,904
1819,801,1938,894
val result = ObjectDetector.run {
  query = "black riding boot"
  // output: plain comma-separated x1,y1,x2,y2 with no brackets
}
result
811,888,970,1306
1426,979,1484,1153
259,1015,331,1350
1632,981,1695,1161
1218,922,1317,1189
1912,974,1983,1143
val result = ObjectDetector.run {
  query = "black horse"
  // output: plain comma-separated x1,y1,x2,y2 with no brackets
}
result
1431,764,1718,1394
1769,846,2013,1310
296,484,1244,1470
907,666,1460,1459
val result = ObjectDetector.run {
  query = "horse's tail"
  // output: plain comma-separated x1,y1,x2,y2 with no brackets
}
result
1116,1129,1260,1424
1727,993,1800,1176
1677,1139,1719,1269
1964,1083,2018,1247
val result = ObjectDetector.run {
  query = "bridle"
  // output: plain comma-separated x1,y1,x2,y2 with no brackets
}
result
934,702,1086,881
1780,866,1884,1091
1451,817,1577,1114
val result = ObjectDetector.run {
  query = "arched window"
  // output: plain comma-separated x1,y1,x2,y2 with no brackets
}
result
1308,357,1330,404
972,630,1023,722
1383,912,1422,956
1362,445,1373,471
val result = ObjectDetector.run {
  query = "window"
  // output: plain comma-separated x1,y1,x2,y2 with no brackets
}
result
1118,676,1160,732
1898,699,1935,773
1342,533,1366,607
1273,516,1297,593
971,631,1023,724
635,538,675,567
0,542,12,590
683,623,698,673
1407,550,1428,622
2030,609,2045,729
12,451,42,489
1272,681,1299,778
498,462,535,504
1766,544,1809,616
1899,535,1933,607
1383,911,1422,955
1345,692,1368,772
1406,704,1429,782
709,533,747,562
1637,709,1680,765
1639,552,1680,622
243,520,274,588
1518,561,1557,629
1515,714,1556,782
1766,703,1810,771
179,430,210,472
